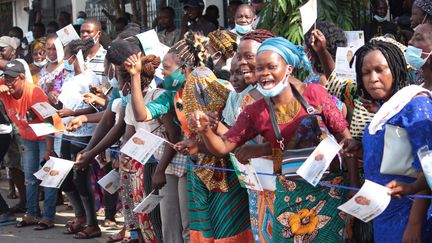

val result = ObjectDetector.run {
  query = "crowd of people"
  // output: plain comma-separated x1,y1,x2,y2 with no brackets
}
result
0,0,432,242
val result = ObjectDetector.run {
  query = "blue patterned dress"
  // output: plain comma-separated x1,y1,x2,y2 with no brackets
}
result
362,96,432,243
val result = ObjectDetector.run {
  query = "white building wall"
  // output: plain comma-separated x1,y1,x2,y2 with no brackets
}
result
12,0,30,31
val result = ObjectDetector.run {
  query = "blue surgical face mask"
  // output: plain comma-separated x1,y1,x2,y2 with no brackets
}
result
64,61,74,72
235,23,253,35
119,82,131,104
405,45,432,70
373,15,387,23
76,18,85,25
108,77,119,89
257,71,289,97
163,67,186,91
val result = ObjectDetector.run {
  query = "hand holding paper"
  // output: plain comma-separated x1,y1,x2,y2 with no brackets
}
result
133,190,164,214
300,0,318,35
338,180,391,222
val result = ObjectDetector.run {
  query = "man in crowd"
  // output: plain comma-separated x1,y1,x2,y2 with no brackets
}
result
181,0,217,36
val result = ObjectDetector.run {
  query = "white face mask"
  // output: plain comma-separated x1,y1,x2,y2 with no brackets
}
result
34,59,47,67
92,32,100,44
46,56,57,63
373,15,387,23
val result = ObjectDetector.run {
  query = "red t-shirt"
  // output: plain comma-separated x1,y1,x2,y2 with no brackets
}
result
0,81,62,141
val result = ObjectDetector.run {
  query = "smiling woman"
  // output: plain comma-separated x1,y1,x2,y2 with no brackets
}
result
190,37,357,242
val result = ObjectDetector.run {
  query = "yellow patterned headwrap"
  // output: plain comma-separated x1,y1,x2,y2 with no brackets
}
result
208,29,237,59
183,66,231,192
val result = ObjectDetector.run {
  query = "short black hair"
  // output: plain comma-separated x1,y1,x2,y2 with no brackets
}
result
304,21,347,73
160,6,175,17
8,26,24,40
351,40,409,100
115,17,129,27
47,21,60,32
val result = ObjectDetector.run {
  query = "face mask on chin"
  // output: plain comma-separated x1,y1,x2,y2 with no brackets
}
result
34,59,47,67
373,15,387,23
256,70,289,97
235,23,253,35
46,56,57,63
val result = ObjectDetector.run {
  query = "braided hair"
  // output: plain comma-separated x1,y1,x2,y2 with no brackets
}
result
168,32,211,68
64,38,94,59
351,40,409,100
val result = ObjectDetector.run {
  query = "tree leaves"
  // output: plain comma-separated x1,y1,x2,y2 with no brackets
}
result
257,0,368,44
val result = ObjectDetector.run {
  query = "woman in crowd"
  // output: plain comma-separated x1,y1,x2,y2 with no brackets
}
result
405,22,432,90
58,39,102,239
38,34,67,109
189,37,358,242
0,59,61,230
123,41,191,242
28,37,47,85
126,32,253,242
345,40,432,242
207,29,237,80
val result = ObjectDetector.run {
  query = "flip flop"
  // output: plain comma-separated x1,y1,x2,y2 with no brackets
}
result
16,219,38,228
106,231,124,243
74,229,102,239
34,222,55,230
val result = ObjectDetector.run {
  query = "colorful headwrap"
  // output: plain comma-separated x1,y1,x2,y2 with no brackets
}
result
258,37,313,74
31,37,46,53
414,0,432,16
208,30,237,59
183,66,231,192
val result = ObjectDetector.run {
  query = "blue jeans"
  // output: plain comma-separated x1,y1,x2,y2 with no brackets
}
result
20,138,58,220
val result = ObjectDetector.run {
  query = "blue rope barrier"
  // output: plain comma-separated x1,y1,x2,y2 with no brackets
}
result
46,134,432,199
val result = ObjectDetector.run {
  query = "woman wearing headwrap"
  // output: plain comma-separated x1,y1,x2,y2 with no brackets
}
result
190,37,358,242
28,37,47,85
411,0,432,30
128,31,253,242
207,29,237,80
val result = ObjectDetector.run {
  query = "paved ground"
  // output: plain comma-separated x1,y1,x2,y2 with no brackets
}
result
0,170,124,243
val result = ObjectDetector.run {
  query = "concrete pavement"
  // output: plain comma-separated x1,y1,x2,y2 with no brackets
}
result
0,170,124,243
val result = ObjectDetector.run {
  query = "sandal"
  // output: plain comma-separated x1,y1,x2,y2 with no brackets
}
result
107,231,125,243
34,221,55,230
74,227,102,239
103,219,119,229
16,219,38,228
64,223,85,234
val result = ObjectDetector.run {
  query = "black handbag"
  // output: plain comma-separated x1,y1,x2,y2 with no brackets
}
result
265,83,323,176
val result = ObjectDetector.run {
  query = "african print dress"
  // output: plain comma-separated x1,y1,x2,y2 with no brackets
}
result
225,84,350,242
182,67,254,242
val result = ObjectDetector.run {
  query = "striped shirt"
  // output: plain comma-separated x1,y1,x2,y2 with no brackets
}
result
85,46,107,87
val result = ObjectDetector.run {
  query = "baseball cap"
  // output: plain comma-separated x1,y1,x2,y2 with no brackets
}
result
3,60,25,78
183,0,205,9
0,36,18,50
106,39,141,66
